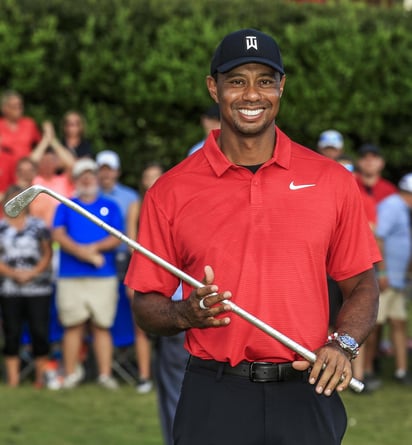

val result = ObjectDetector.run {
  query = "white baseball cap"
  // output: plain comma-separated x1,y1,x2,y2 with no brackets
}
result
398,173,412,193
72,158,98,179
318,130,344,150
96,150,120,170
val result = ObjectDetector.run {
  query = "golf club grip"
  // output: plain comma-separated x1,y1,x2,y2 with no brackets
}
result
5,185,364,392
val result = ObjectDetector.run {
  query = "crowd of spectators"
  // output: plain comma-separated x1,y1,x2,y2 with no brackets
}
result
316,129,412,391
0,90,148,391
1,90,411,444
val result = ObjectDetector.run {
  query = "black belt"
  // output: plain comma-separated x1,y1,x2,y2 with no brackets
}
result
188,356,308,383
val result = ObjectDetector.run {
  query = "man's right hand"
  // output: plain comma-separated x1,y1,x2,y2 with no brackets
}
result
76,244,105,267
177,265,233,329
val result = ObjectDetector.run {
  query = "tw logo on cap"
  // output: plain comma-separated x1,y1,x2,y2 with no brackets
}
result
246,36,258,50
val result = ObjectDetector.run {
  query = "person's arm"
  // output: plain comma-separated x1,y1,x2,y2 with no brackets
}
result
31,121,75,170
125,200,141,299
0,260,19,279
126,200,140,247
90,234,122,252
53,226,104,266
48,131,76,171
0,237,53,284
132,265,232,336
293,268,379,395
375,237,388,290
334,268,379,342
30,128,51,164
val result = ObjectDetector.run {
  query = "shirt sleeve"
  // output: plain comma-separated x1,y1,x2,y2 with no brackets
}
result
124,191,180,297
52,202,66,228
31,119,42,146
38,219,51,241
327,176,381,281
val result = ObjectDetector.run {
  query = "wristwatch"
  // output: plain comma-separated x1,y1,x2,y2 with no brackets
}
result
329,333,360,360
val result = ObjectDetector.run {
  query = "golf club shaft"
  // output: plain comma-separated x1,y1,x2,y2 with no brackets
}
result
4,185,363,392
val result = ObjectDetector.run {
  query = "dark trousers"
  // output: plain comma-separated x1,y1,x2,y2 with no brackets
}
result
173,364,347,445
155,332,189,445
0,295,51,357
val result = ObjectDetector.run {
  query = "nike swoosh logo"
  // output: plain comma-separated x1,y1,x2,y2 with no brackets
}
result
289,181,316,190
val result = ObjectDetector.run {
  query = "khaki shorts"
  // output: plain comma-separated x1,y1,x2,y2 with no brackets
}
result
57,277,118,328
377,287,408,324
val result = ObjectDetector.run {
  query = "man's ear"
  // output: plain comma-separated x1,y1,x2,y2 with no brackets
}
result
279,75,286,97
206,75,218,103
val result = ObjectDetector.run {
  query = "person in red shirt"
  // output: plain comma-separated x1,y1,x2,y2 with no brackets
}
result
0,90,42,167
0,149,16,198
355,143,397,382
0,148,16,217
125,29,380,445
355,143,397,204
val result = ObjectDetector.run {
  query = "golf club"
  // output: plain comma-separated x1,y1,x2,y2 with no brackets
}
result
4,185,364,392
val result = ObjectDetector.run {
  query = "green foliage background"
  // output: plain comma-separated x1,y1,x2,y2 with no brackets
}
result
1,0,411,187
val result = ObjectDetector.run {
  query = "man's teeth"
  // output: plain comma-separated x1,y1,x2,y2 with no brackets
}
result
239,109,263,116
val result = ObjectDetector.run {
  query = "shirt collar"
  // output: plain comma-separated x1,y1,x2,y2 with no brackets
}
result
203,127,291,177
99,183,120,199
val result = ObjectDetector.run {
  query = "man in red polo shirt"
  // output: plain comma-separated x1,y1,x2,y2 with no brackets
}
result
125,29,380,445
0,90,42,167
355,143,397,203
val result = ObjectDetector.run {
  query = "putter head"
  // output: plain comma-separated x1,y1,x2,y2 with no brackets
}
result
4,185,44,217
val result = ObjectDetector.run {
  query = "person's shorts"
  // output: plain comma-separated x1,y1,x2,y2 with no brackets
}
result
377,287,408,324
56,277,118,328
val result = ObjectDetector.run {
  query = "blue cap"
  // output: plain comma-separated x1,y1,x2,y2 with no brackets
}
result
318,130,344,150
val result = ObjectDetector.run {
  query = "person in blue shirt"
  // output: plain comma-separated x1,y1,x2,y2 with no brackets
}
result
96,150,147,390
52,158,123,389
364,173,412,385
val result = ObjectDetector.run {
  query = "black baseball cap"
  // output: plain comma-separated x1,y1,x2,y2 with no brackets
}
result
210,28,284,76
358,143,381,156
203,103,220,120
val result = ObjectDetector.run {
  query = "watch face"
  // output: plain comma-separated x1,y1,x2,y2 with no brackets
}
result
340,334,358,348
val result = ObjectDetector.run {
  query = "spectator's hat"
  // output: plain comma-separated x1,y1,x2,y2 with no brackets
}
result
398,173,412,193
210,29,284,76
317,130,344,150
203,103,220,120
358,143,381,157
72,158,97,179
96,150,120,170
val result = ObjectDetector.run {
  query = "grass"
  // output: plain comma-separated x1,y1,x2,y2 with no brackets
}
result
1,300,411,445
0,356,411,445
343,302,412,445
0,383,163,445
342,364,412,445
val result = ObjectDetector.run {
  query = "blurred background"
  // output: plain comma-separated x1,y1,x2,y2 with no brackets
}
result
1,0,411,187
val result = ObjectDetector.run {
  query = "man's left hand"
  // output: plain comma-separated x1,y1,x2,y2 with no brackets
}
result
292,343,353,396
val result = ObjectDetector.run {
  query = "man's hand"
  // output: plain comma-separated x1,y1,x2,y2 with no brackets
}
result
75,244,105,267
177,265,232,329
292,342,353,396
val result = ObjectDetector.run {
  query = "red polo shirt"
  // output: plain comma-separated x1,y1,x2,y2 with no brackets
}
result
355,175,397,204
125,128,380,366
0,150,16,192
0,150,16,218
0,117,41,163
